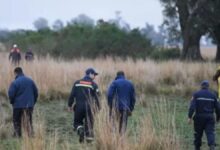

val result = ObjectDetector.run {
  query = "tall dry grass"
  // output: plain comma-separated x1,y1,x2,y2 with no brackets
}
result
2,52,215,149
20,115,69,150
94,97,180,150
0,52,219,99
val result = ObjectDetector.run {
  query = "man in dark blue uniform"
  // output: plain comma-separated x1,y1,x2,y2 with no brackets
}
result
188,80,220,150
68,68,100,143
107,71,136,134
8,67,38,137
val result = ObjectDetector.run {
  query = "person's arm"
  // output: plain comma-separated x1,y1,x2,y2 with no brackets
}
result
188,95,196,122
130,84,136,112
8,82,17,104
107,82,116,110
68,82,76,110
32,81,38,104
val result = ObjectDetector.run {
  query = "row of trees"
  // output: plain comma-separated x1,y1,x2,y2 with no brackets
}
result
160,0,220,60
0,14,181,60
0,19,155,59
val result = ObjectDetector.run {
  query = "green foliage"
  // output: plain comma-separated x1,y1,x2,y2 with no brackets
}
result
150,48,180,60
1,22,156,59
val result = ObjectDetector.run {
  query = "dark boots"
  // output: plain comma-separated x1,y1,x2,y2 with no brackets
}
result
194,146,200,150
77,126,84,143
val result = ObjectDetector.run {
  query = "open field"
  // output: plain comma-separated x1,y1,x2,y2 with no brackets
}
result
200,46,217,60
1,52,220,150
0,52,219,99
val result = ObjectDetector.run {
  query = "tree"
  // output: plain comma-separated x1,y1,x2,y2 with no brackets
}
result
52,19,64,31
160,0,209,60
33,18,49,31
141,23,165,46
198,0,220,61
70,14,94,26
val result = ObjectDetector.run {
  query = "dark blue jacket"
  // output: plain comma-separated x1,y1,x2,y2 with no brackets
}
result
8,74,38,108
188,88,220,120
107,75,136,111
68,76,100,109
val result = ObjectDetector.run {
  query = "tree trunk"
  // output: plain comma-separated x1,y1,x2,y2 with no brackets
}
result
181,25,203,60
176,0,209,61
215,45,220,61
214,25,220,61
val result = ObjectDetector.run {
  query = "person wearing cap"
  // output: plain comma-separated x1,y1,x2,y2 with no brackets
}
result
68,68,100,143
9,44,21,65
107,71,136,134
188,80,220,150
8,67,38,137
213,66,220,99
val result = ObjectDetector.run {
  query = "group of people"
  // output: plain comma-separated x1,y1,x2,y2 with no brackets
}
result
9,44,34,65
7,63,220,149
8,67,136,143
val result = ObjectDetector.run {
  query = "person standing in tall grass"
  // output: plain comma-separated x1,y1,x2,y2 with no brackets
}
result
107,71,136,134
188,80,220,150
68,68,100,143
213,66,220,99
9,44,21,66
8,67,38,137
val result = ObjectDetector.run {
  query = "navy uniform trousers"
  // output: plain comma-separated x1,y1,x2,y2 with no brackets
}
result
194,114,215,147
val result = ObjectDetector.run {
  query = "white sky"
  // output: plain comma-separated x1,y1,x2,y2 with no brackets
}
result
0,0,163,30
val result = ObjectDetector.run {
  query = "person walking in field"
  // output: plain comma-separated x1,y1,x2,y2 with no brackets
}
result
107,71,136,134
188,80,220,150
213,66,220,99
9,44,21,65
68,68,100,143
25,49,34,62
8,67,38,137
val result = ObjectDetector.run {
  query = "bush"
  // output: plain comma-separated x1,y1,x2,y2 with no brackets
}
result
1,22,155,59
150,48,180,60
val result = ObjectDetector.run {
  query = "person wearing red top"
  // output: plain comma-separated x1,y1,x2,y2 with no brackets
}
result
9,44,21,65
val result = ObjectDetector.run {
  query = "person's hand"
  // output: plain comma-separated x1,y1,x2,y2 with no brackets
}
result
188,118,192,124
68,107,73,112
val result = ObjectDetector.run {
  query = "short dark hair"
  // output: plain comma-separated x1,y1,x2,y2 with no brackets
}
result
116,71,125,76
14,67,23,74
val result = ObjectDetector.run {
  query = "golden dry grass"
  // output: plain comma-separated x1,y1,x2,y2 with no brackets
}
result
0,52,219,150
0,52,219,99
94,98,180,150
200,46,217,60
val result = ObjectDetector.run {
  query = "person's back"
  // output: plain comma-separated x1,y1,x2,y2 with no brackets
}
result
108,72,135,112
193,89,218,115
8,71,38,109
9,45,21,65
110,77,134,111
70,76,99,109
8,67,38,137
188,80,220,150
68,68,100,143
25,51,34,61
107,71,136,134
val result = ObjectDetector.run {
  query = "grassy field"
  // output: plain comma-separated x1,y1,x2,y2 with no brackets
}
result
1,95,219,150
0,52,220,150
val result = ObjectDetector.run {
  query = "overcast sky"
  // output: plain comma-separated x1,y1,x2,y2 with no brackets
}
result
0,0,163,30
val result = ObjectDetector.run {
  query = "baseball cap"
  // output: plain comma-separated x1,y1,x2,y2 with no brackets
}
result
85,68,98,75
201,80,209,88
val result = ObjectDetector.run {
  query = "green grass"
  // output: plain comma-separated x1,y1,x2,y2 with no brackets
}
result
1,96,220,150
